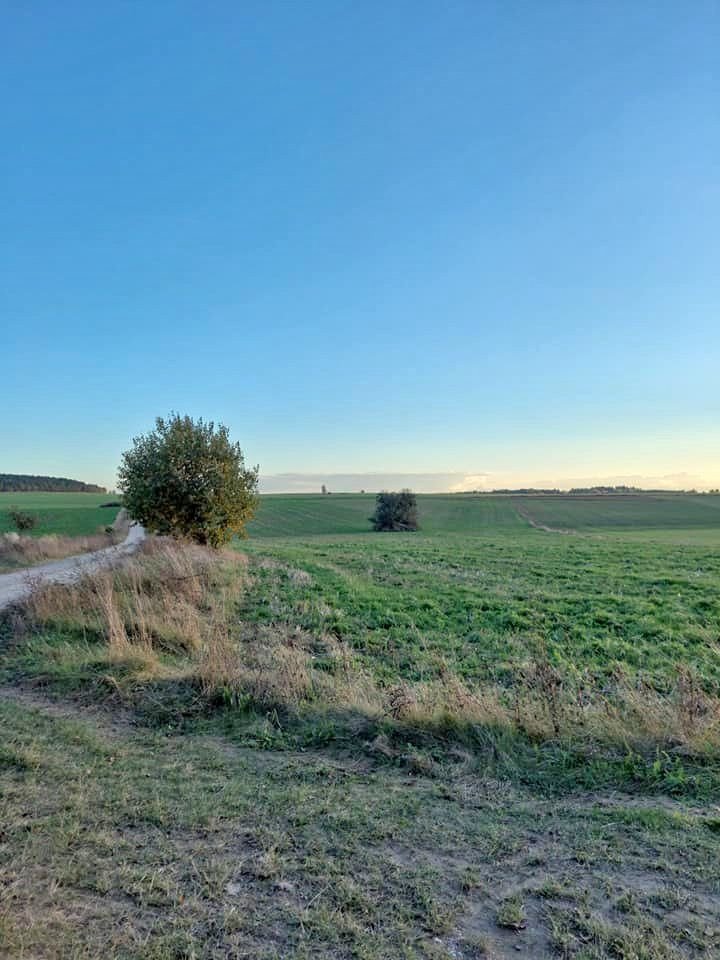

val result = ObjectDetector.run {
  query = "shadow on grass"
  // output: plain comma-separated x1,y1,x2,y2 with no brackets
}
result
3,630,718,802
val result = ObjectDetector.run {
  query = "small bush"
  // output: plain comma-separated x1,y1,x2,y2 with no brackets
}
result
370,490,419,532
8,508,38,532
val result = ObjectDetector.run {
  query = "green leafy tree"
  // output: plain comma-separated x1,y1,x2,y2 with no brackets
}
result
118,414,259,547
370,490,419,532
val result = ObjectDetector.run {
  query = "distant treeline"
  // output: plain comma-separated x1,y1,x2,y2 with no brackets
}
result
0,474,107,493
466,486,703,496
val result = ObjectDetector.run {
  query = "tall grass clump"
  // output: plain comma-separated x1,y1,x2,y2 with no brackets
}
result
12,542,379,728
13,540,245,695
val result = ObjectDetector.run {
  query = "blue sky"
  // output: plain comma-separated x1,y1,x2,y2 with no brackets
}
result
2,1,718,491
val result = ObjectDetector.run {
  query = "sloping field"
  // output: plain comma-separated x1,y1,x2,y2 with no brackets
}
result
516,494,720,534
5,491,720,543
0,492,119,537
248,492,720,540
247,494,525,538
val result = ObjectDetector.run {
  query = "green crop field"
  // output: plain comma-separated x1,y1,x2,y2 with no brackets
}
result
5,489,720,543
248,492,720,541
239,493,720,701
240,528,720,691
0,491,120,537
515,493,720,536
247,493,526,537
3,491,720,957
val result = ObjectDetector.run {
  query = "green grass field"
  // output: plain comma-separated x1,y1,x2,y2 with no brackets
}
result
516,494,720,534
247,493,525,537
239,529,720,692
0,491,120,537
248,492,720,540
2,491,720,957
4,489,720,542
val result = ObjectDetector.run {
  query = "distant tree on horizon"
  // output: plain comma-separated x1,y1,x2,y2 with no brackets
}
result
118,414,259,547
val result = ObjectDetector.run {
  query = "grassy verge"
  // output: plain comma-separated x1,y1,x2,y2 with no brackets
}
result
0,530,122,574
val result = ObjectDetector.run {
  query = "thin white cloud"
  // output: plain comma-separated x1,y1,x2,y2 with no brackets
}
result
448,474,491,492
259,473,469,494
261,470,715,494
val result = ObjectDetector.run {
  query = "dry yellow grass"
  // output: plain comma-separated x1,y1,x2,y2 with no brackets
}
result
0,531,117,568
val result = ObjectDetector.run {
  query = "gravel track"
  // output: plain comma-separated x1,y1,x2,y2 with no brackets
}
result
0,523,146,611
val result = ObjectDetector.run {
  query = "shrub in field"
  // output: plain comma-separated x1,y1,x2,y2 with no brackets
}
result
8,507,38,532
118,413,259,547
370,490,419,531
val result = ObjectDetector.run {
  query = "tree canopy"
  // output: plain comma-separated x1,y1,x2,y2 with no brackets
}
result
370,490,419,532
118,414,259,547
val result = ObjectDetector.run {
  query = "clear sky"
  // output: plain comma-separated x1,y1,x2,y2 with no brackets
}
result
2,1,718,492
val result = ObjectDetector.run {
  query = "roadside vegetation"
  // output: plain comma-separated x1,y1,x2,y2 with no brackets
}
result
0,530,121,574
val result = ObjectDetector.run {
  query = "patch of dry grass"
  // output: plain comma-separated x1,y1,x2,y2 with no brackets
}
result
0,530,118,570
23,537,245,665
380,663,720,760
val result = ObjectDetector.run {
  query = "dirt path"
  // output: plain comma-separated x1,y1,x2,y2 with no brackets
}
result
0,522,146,611
513,501,575,534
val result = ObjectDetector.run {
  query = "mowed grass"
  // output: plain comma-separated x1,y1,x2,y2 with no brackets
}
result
0,492,119,537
